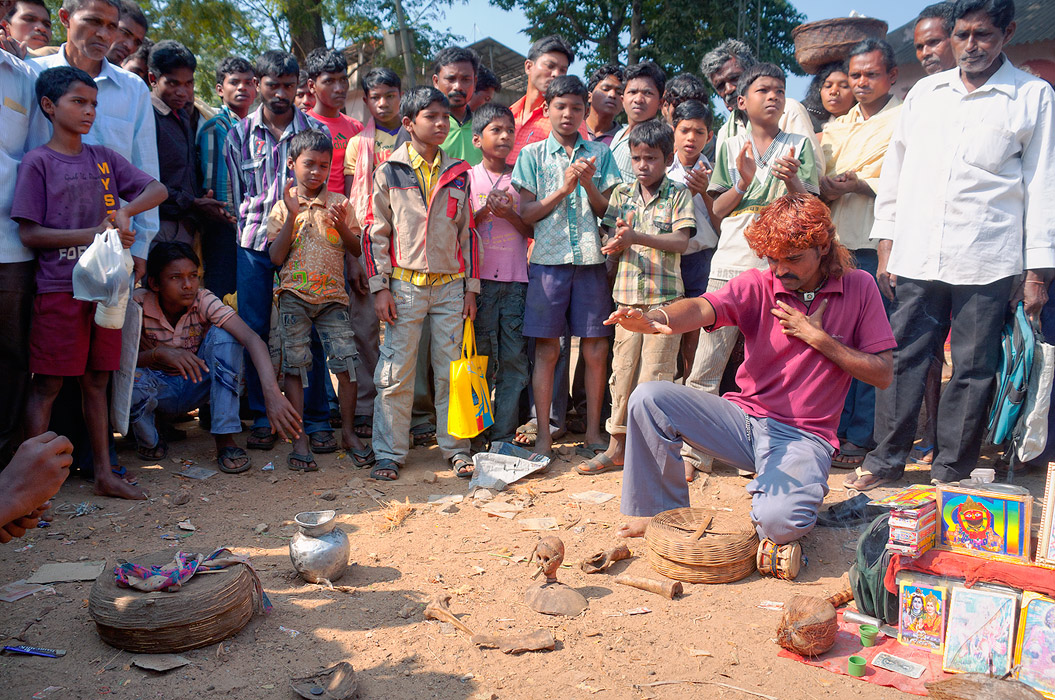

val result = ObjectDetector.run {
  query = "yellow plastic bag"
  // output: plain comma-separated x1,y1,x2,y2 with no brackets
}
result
448,319,493,439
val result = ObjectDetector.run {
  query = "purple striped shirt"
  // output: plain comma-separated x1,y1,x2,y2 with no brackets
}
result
223,106,328,251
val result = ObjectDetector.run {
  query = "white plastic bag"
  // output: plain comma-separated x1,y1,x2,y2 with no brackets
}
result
72,228,131,306
1014,337,1055,463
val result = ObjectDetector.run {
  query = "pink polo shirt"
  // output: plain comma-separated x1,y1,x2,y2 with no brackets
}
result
702,268,896,448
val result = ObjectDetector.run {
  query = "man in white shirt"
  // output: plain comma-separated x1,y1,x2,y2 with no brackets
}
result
29,0,158,281
847,0,1055,491
699,38,820,167
0,14,43,465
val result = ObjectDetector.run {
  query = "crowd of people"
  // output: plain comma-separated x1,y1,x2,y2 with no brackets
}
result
0,0,1052,562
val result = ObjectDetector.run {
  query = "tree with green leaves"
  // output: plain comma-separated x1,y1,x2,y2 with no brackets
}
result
489,0,804,77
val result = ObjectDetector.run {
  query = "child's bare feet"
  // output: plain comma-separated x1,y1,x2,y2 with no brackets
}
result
94,471,147,500
617,517,649,538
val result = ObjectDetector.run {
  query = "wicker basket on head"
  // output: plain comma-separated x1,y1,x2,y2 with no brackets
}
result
644,508,758,584
89,550,257,653
792,17,889,74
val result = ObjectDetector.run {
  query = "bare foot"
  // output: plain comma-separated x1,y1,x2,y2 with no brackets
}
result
94,472,147,500
617,517,649,538
341,429,366,453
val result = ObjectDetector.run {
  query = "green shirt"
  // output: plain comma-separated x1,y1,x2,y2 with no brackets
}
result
441,111,481,165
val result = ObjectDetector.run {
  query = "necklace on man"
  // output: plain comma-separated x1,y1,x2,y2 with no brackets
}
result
799,277,828,304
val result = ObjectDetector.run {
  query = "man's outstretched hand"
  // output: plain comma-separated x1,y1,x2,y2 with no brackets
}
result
0,432,72,543
604,306,673,335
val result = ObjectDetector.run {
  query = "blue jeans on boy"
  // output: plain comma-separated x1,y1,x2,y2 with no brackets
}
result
236,246,332,435
475,280,529,443
130,326,242,448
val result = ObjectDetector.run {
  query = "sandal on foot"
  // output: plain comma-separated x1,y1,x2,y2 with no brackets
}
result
576,452,621,475
575,442,608,459
217,446,251,474
287,451,318,472
111,464,139,486
843,467,892,492
137,439,168,462
309,431,337,454
909,443,934,465
370,458,400,481
451,454,474,478
513,422,537,447
831,447,868,469
411,424,437,447
350,447,376,468
353,415,373,439
246,427,277,450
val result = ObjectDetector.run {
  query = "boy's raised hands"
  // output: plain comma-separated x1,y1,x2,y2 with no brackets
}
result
282,183,301,218
773,145,800,183
684,165,712,198
734,141,757,192
601,210,636,255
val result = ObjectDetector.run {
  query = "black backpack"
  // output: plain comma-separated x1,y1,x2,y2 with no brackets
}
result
848,512,898,625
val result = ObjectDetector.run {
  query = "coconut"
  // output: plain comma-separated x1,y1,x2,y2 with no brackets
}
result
776,595,838,656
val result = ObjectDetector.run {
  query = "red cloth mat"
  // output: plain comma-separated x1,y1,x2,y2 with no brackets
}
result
777,611,952,696
886,549,1055,596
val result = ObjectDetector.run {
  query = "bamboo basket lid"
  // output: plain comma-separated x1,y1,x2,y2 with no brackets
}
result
645,508,758,583
89,550,256,653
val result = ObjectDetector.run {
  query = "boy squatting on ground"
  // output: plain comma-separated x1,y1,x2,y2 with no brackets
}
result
268,129,372,472
611,194,894,549
684,62,819,479
576,119,695,476
512,75,622,459
468,102,533,445
364,86,479,482
12,66,168,500
130,242,301,472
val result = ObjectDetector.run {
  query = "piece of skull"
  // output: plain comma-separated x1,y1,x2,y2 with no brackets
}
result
532,536,565,582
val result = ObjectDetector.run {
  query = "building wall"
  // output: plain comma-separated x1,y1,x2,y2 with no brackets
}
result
893,39,1055,98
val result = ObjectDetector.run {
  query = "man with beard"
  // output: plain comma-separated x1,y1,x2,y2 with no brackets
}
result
225,50,337,456
105,0,145,66
847,0,1055,491
915,2,957,75
432,46,481,164
700,38,819,166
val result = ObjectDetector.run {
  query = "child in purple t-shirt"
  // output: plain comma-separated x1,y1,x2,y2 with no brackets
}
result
469,103,532,445
11,67,166,500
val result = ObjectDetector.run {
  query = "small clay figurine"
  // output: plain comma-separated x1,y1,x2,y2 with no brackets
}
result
524,536,588,616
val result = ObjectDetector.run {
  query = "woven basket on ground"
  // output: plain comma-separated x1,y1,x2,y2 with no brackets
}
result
644,507,758,584
792,17,889,74
89,551,257,653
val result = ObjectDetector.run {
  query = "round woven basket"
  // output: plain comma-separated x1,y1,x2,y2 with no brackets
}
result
89,551,257,653
792,17,889,74
644,508,758,584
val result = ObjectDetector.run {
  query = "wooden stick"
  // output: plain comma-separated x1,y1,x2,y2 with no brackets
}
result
634,679,779,699
424,595,475,636
614,573,683,599
690,515,713,540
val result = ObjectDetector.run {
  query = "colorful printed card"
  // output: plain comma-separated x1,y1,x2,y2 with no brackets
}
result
1015,592,1055,698
942,584,1018,675
898,574,947,653
935,484,1031,562
870,485,936,515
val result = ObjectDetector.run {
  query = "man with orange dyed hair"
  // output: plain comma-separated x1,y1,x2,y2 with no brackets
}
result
607,194,895,562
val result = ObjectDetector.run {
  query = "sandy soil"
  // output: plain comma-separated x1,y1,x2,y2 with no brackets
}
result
0,418,1044,700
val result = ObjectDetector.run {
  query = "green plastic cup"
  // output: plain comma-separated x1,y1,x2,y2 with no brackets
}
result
848,655,867,677
859,624,879,647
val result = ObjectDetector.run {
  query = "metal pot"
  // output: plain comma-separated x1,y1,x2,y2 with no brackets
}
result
289,510,350,583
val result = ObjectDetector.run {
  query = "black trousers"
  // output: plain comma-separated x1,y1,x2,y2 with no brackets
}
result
0,261,34,466
862,275,1013,483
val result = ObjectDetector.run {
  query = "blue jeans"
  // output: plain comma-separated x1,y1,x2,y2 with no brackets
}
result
130,327,243,448
475,280,529,443
236,246,331,435
837,248,884,449
623,382,834,544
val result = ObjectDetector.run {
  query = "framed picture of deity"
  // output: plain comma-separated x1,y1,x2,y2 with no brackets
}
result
1035,467,1055,567
1015,591,1055,698
898,574,947,654
935,484,1031,563
942,584,1018,675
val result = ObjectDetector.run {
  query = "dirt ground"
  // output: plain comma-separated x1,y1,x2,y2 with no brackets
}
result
0,417,1046,700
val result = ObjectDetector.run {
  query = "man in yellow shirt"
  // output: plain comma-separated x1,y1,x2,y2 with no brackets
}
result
820,38,901,469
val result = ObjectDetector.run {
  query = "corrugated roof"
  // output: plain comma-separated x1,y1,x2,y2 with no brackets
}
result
469,37,528,95
888,0,1055,65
